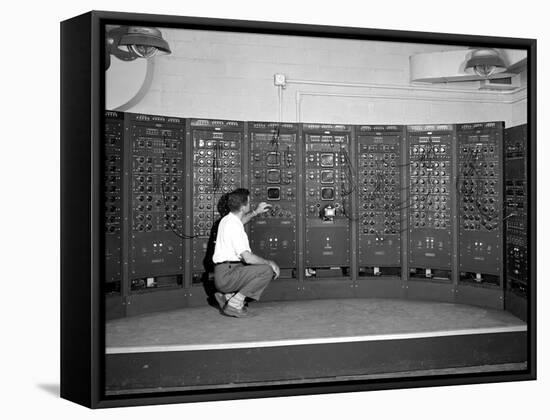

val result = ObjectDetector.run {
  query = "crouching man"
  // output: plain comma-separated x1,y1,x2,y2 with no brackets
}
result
212,188,280,318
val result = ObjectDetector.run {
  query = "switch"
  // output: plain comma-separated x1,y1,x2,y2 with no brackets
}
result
274,73,287,87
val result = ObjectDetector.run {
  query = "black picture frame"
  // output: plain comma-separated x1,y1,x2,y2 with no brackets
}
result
60,10,536,408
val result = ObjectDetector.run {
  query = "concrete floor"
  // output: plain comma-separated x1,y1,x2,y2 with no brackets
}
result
106,298,526,353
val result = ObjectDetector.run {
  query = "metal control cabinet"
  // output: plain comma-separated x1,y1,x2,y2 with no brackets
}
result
457,122,504,286
189,119,245,283
504,124,528,297
102,114,515,316
407,124,455,276
248,122,299,277
357,125,404,273
126,113,186,291
302,124,354,275
104,111,124,295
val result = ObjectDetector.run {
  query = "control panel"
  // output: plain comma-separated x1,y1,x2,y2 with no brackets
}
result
357,125,403,271
104,111,124,294
457,122,503,284
101,112,517,318
248,122,298,274
407,125,454,274
127,113,185,287
505,124,528,296
303,124,353,272
190,119,244,279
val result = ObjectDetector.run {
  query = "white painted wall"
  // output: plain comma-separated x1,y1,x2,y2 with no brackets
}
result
109,28,526,128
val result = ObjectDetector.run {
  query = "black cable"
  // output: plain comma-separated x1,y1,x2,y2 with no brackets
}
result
159,133,196,239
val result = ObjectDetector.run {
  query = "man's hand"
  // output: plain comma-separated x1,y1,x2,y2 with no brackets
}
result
268,260,280,279
255,202,272,215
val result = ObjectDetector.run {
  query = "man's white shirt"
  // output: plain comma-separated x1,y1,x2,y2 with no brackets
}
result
212,212,252,263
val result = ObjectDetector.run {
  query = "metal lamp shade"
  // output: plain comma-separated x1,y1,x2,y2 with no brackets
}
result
118,27,172,55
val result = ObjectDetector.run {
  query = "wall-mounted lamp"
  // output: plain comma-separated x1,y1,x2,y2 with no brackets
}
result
464,48,507,78
105,26,171,70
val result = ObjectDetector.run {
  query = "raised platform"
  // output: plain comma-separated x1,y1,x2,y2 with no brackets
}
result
105,298,528,395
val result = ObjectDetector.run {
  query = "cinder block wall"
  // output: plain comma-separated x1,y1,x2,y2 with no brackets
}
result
111,28,526,127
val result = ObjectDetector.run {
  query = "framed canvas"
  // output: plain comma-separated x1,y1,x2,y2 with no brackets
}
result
60,10,536,408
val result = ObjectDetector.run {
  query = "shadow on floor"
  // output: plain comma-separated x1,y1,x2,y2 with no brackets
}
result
36,383,59,397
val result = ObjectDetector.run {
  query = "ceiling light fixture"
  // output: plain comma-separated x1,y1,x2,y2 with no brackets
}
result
105,26,171,70
464,48,507,78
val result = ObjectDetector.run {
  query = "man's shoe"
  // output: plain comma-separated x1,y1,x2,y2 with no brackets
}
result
214,292,226,309
223,304,249,318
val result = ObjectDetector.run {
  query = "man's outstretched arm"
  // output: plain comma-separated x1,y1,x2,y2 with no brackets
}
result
242,202,272,225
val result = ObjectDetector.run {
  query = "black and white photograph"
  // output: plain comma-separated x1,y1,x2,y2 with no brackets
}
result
7,0,547,416
94,14,534,399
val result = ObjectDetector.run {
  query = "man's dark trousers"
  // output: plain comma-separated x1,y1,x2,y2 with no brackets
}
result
214,262,273,300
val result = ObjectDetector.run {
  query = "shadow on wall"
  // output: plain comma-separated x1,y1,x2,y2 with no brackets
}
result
200,193,230,306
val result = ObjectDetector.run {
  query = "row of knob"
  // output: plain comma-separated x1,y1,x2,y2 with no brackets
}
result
197,149,236,157
412,221,447,228
413,212,449,219
461,146,496,153
462,171,497,177
412,203,447,210
462,180,497,187
196,158,237,166
136,195,179,203
195,212,214,220
463,210,497,219
257,207,294,218
196,167,237,176
135,175,180,184
412,170,448,177
197,185,237,193
135,165,180,174
361,196,398,203
360,211,399,217
361,187,399,194
362,203,399,210
461,161,497,168
363,228,398,234
362,169,398,176
411,163,448,171
196,140,238,149
463,197,496,204
136,139,179,149
137,156,180,164
362,144,398,151
463,221,498,231
362,161,397,168
197,176,236,183
411,187,448,193
136,204,179,213
362,220,397,228
364,178,397,185
135,223,180,232
413,195,448,202
362,153,397,159
411,146,447,153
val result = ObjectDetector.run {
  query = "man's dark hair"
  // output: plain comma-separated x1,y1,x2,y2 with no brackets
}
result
227,188,250,212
